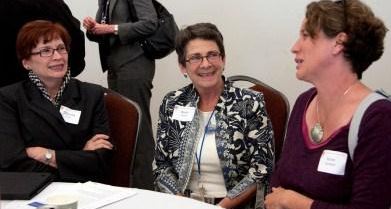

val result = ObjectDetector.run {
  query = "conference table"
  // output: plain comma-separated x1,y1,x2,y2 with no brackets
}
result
1,182,221,209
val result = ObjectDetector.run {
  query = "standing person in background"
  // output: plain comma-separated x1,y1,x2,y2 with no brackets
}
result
265,0,391,209
83,0,158,190
0,0,85,87
153,23,274,209
0,20,113,182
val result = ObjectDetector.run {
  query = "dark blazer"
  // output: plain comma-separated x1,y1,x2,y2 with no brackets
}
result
0,79,111,182
0,0,85,87
87,0,157,71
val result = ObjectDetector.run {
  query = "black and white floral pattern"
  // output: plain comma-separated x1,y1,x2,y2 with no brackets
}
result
153,80,274,208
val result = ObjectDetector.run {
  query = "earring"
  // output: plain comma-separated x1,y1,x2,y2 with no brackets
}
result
183,73,188,78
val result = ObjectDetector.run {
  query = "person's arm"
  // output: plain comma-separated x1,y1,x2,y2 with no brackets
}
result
0,87,52,172
83,0,105,42
218,184,256,209
25,133,113,169
116,0,158,44
153,94,182,194
265,187,313,209
54,85,113,182
222,92,274,208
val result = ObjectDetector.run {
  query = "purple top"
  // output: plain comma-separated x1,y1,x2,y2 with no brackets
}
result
272,88,391,209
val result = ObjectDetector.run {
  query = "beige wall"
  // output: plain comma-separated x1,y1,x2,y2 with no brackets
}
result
66,0,391,135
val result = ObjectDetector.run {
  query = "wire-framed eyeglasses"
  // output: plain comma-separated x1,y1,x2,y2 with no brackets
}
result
30,45,68,57
185,51,221,65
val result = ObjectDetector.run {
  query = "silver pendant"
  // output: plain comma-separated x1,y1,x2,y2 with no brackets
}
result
310,122,324,143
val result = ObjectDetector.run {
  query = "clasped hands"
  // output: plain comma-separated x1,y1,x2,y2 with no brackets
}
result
83,16,114,35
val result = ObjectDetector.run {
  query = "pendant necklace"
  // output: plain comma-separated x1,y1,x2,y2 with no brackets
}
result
310,82,358,144
310,99,325,143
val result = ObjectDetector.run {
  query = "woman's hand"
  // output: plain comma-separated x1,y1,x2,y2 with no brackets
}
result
265,187,288,209
83,134,113,151
83,17,115,35
265,187,313,209
217,184,256,209
26,147,57,168
82,17,96,31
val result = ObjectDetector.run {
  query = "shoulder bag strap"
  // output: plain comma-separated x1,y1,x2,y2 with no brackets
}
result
348,92,387,160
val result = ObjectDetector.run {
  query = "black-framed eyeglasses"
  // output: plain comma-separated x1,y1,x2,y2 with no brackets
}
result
30,45,68,57
185,51,221,65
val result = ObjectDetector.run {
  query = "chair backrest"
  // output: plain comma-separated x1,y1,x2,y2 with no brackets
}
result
103,89,141,187
227,75,290,162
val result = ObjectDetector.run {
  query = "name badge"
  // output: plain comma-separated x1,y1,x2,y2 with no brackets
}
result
60,105,81,125
317,150,347,175
172,105,196,122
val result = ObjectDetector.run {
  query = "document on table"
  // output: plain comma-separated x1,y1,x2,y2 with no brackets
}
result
67,181,137,209
2,181,137,209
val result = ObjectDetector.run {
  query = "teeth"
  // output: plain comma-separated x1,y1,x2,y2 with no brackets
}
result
199,72,213,76
49,64,64,71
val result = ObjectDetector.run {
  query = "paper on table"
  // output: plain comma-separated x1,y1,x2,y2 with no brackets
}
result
3,182,137,209
68,181,137,209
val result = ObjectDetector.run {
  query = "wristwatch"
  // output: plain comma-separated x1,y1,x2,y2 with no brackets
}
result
44,149,53,165
113,24,118,35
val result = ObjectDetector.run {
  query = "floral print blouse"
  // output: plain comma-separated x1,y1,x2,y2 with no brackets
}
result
153,80,274,208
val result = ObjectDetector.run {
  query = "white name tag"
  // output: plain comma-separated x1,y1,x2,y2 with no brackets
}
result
172,105,196,122
60,105,81,125
317,150,347,175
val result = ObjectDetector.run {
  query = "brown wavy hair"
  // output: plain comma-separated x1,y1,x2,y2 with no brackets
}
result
305,0,387,79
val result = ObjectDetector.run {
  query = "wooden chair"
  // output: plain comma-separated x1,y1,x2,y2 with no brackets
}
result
227,75,290,161
103,89,141,187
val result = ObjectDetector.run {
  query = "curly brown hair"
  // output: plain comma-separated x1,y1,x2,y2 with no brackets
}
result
305,0,388,79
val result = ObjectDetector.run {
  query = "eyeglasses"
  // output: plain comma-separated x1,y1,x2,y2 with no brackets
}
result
185,51,221,65
30,45,68,57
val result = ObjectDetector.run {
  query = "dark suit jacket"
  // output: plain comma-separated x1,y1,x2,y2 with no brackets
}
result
0,0,85,87
0,79,111,182
87,0,157,71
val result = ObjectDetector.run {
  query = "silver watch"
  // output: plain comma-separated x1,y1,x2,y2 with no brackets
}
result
113,24,118,35
44,149,53,164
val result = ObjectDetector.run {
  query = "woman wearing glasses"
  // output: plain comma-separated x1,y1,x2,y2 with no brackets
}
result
0,20,113,182
265,1,390,209
153,23,274,209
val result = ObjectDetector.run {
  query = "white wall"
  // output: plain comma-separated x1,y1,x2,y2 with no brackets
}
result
65,0,391,134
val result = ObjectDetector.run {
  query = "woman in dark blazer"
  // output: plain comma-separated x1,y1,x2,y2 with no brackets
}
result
0,0,85,87
0,20,113,182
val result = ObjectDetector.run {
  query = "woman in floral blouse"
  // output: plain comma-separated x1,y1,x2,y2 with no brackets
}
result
153,22,274,209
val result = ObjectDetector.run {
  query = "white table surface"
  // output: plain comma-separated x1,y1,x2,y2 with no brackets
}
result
1,182,221,209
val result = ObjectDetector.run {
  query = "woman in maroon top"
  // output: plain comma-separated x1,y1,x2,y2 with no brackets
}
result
265,0,391,209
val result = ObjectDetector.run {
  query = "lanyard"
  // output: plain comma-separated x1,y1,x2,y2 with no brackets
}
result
195,110,215,176
101,0,110,24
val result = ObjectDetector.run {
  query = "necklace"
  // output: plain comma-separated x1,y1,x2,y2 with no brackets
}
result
310,82,358,143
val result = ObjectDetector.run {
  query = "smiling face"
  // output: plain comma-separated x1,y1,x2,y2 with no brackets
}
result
22,38,68,84
180,38,225,93
291,19,338,83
